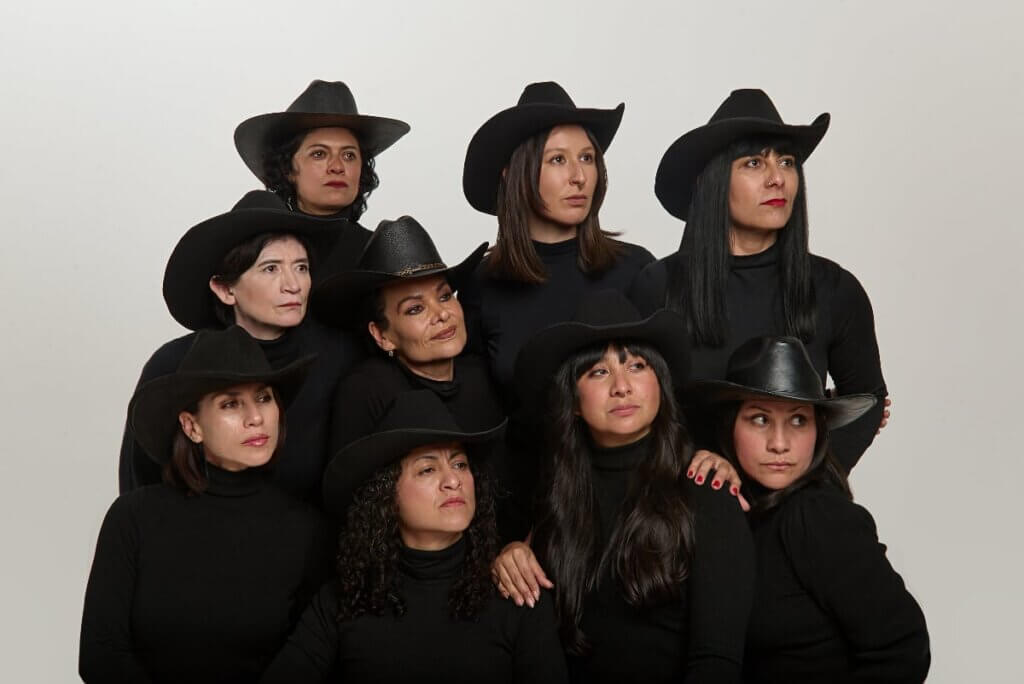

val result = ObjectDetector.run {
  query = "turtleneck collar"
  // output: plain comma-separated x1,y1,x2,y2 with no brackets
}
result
399,536,467,581
294,202,360,223
533,235,579,260
589,432,654,472
730,238,779,269
204,462,268,497
257,325,301,368
398,357,461,398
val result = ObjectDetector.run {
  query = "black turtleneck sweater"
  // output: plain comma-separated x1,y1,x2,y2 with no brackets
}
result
259,537,568,683
118,319,364,504
80,465,331,683
329,353,504,454
743,484,930,682
629,245,886,471
569,436,754,683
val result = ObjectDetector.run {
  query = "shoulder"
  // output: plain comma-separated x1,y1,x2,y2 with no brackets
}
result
810,254,867,293
100,484,183,530
610,239,656,269
683,476,748,528
777,485,877,545
139,332,197,381
339,356,405,391
629,255,674,314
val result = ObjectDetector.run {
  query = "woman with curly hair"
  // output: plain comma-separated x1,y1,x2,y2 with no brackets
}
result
260,390,567,683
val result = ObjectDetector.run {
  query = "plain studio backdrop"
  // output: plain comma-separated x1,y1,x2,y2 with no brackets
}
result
1,1,1020,681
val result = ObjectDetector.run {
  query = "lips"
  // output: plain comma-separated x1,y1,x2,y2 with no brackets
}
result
763,462,795,470
761,199,787,207
565,194,588,207
441,497,466,508
243,434,270,447
325,181,349,188
278,301,303,309
609,404,640,417
432,326,458,341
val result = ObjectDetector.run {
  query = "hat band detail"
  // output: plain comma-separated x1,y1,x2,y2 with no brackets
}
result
393,262,446,277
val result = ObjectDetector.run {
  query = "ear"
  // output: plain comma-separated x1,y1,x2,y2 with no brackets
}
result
368,320,396,353
178,411,203,444
209,277,236,306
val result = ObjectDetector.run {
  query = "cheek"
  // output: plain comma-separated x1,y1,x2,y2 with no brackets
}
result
733,424,761,473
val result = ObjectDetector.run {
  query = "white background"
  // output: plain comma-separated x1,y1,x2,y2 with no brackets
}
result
1,1,1020,681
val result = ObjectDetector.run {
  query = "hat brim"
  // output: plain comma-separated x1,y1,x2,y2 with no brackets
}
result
235,112,410,186
655,112,830,221
689,379,876,430
463,102,625,215
322,419,507,517
163,208,342,331
128,355,315,465
514,309,691,404
311,242,488,328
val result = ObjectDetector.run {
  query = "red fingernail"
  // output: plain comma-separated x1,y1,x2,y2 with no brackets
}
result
712,480,721,489
695,475,704,484
687,470,694,478
730,486,738,495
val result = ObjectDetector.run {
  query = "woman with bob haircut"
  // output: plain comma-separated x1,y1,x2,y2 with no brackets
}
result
81,327,330,682
311,215,502,453
631,89,888,470
695,336,929,682
259,390,567,683
118,191,364,503
493,290,754,683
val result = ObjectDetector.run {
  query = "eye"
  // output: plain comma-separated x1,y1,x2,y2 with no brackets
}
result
438,288,454,302
404,304,424,316
452,459,470,471
744,157,762,168
343,150,359,161
580,152,595,163
296,263,310,273
256,390,274,403
779,156,797,168
548,154,566,164
749,413,768,426
629,359,647,371
220,399,238,409
587,367,609,378
262,264,278,273
310,149,326,159
790,413,809,426
418,466,435,476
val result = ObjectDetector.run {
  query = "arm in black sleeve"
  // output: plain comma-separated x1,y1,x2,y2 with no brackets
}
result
628,260,669,317
458,270,486,356
79,495,156,683
685,479,755,683
781,491,930,682
511,588,569,683
259,583,340,683
827,269,887,471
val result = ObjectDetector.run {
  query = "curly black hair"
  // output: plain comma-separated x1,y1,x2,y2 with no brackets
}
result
261,129,380,221
334,449,499,622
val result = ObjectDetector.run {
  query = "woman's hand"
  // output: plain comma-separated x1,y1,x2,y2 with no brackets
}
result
687,449,750,512
490,541,552,608
877,397,892,434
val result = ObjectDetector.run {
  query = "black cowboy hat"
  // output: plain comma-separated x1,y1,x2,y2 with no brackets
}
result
691,336,875,429
234,80,410,186
463,81,625,215
514,290,690,403
655,89,830,221
311,215,487,327
128,326,314,464
163,190,342,331
322,390,507,517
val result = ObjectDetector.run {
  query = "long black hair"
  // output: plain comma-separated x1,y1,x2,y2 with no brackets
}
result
532,340,695,654
714,401,851,516
666,136,816,347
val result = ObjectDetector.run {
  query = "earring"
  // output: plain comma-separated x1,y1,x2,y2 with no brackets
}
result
387,349,394,358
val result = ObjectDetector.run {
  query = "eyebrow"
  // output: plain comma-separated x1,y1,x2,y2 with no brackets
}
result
306,143,359,151
395,292,424,311
256,256,308,266
544,146,595,154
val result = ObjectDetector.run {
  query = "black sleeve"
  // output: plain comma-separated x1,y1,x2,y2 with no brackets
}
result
780,492,930,682
627,260,669,317
826,269,888,471
511,589,569,683
685,479,755,682
259,583,340,683
79,495,156,683
458,269,486,356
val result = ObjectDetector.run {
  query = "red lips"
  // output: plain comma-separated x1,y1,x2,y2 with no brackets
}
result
441,497,466,508
243,434,270,447
761,199,787,207
325,181,349,188
432,326,458,341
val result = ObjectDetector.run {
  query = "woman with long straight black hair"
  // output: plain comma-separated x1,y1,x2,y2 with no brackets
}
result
631,89,888,470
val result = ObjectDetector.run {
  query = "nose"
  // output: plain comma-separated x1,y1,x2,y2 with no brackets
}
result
766,423,790,455
569,159,585,187
609,368,632,397
440,463,463,490
245,403,265,427
280,267,301,293
765,159,785,188
327,153,344,174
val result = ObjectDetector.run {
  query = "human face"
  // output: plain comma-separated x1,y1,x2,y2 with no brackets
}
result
728,148,800,237
210,236,311,340
531,124,598,238
178,382,280,472
395,442,476,551
289,127,363,215
368,275,466,380
576,345,661,449
732,399,817,489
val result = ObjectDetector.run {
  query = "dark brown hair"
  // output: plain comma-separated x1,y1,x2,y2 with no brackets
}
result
486,126,623,284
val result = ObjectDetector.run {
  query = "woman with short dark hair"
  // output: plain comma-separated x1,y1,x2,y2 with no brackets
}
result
81,327,330,683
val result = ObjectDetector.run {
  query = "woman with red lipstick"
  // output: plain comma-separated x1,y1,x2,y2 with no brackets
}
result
118,191,366,505
696,336,929,682
311,215,504,454
494,290,754,683
259,391,567,683
632,89,889,471
81,327,331,683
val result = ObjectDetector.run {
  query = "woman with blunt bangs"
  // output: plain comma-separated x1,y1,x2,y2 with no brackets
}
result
493,291,753,683
631,89,889,471
696,336,929,683
259,391,567,683
310,215,502,454
117,191,365,504
81,327,330,683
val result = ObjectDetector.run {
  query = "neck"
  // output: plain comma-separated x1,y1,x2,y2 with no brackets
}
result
728,226,779,256
528,213,578,244
401,355,455,382
296,197,347,217
235,316,287,341
589,425,652,450
400,529,463,551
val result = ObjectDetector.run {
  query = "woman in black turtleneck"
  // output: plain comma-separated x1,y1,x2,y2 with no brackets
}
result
493,291,754,683
311,215,502,454
82,327,330,683
260,390,567,683
631,89,887,471
117,191,364,504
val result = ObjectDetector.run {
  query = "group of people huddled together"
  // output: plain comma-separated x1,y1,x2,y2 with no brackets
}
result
79,80,930,682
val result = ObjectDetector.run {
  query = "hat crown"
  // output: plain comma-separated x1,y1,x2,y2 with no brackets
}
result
724,336,825,400
571,290,645,327
231,189,291,213
287,79,359,116
358,216,447,276
709,88,785,125
517,81,576,108
176,327,275,377
377,390,464,435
